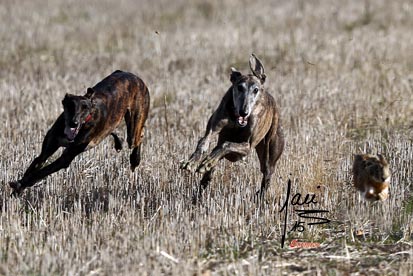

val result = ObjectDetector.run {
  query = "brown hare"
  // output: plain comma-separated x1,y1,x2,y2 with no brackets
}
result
353,154,390,201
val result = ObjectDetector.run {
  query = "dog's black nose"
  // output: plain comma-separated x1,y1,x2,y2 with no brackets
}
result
239,110,248,117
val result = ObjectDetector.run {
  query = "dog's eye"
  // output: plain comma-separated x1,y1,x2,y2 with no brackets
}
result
253,87,259,94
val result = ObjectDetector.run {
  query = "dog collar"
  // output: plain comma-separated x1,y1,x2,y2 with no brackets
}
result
84,114,93,123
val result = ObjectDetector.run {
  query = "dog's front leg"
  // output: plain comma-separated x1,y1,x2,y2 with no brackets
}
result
180,136,212,172
23,128,61,177
10,144,87,195
197,142,250,173
181,115,228,172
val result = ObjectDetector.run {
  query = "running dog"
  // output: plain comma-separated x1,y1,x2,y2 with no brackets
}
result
10,70,150,196
181,54,284,199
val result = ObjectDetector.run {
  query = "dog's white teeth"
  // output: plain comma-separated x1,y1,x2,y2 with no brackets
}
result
237,117,248,126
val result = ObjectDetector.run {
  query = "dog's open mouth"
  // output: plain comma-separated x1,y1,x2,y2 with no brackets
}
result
236,116,249,127
64,125,81,141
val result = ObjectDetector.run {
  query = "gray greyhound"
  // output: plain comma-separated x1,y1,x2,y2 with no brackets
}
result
181,54,284,199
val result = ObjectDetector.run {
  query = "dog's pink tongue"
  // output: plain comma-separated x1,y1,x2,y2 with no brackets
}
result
64,127,77,140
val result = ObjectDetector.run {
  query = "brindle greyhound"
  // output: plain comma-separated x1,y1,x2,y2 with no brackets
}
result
10,70,150,196
181,54,284,199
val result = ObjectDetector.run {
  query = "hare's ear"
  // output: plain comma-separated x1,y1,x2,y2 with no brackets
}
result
249,53,266,84
377,154,388,165
85,87,95,98
230,67,242,84
354,154,363,162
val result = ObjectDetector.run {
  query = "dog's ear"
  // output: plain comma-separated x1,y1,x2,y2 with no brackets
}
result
85,87,95,98
230,67,242,84
249,54,266,84
86,88,97,107
62,93,69,105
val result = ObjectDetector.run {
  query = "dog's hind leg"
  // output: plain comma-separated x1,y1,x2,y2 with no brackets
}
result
130,145,141,171
125,95,149,172
125,109,145,171
256,126,284,200
200,168,215,190
256,139,271,200
192,168,215,204
110,133,123,152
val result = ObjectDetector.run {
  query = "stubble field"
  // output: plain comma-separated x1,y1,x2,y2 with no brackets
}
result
0,0,413,275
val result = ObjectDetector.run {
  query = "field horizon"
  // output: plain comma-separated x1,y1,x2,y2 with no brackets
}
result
1,0,412,275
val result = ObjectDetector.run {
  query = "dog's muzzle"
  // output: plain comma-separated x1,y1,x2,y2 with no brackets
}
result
64,124,81,141
64,114,92,141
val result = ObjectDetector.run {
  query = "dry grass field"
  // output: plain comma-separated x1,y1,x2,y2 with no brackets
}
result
1,0,413,275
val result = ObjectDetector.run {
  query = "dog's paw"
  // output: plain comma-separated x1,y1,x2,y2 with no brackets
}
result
252,191,268,206
197,158,216,174
9,181,23,197
180,160,197,172
377,190,389,201
191,191,201,205
114,145,123,153
254,188,267,201
180,151,204,172
110,133,123,152
114,138,123,152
